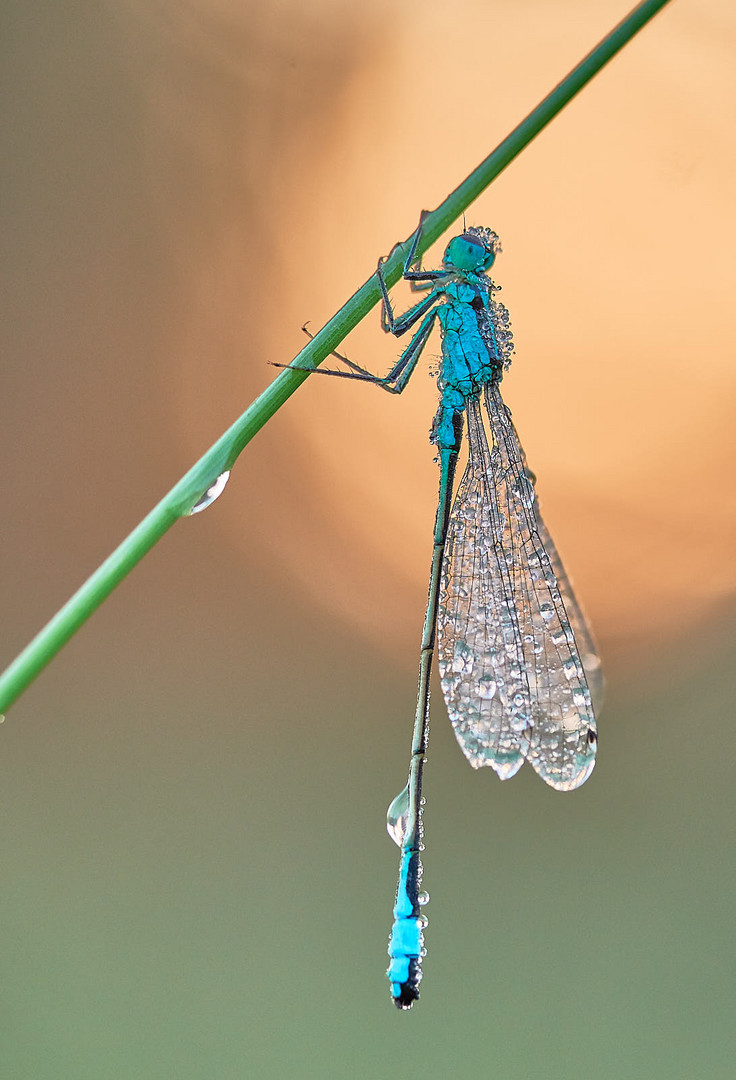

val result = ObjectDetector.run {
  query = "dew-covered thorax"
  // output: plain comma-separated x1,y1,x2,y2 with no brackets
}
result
438,271,515,376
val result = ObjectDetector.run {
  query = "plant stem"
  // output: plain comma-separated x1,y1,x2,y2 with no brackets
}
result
0,0,673,714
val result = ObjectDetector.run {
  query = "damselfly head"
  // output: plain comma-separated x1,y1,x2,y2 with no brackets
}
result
443,227,502,273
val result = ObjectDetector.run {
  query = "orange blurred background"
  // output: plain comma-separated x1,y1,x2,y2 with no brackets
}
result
2,1,735,1077
126,0,736,657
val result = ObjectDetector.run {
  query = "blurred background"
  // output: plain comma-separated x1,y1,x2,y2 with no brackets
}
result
2,0,735,1076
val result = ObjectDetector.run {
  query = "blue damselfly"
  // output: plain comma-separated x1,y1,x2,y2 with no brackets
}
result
282,217,602,1008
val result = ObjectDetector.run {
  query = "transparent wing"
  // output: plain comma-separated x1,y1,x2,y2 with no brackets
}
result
437,387,598,791
437,394,532,781
526,489,604,713
499,397,604,714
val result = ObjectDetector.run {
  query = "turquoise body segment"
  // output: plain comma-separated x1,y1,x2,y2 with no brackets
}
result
386,848,424,1007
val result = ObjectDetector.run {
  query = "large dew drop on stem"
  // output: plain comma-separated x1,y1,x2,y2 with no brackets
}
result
188,472,230,515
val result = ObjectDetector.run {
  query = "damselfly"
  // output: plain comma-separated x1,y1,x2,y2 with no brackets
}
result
284,217,602,1008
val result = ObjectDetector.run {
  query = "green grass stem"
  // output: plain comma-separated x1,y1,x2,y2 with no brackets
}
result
0,0,673,713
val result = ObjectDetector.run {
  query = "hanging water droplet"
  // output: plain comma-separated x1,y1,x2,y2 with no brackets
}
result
478,677,497,700
188,471,230,514
493,753,525,781
539,601,555,622
386,786,410,846
511,473,535,507
417,890,430,906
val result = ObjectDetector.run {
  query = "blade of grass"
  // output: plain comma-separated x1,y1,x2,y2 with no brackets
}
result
0,0,673,714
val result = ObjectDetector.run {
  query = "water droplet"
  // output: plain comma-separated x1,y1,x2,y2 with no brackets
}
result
562,658,578,679
386,786,410,846
417,890,430,906
478,678,497,700
451,639,472,673
493,753,525,780
188,471,230,514
511,473,535,507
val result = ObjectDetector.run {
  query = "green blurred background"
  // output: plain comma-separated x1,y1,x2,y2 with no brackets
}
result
2,1,735,1077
